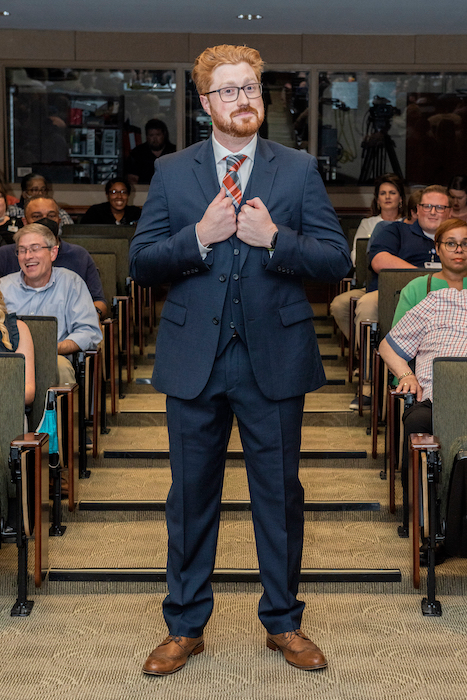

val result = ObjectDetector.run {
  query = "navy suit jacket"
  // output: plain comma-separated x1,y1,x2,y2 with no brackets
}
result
130,137,351,401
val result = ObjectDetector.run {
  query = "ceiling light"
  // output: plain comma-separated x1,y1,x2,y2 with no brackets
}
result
1,10,10,15
237,14,262,20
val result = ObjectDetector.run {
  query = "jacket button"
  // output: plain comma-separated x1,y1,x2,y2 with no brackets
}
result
229,321,235,329
233,274,239,281
219,274,226,282
212,317,219,325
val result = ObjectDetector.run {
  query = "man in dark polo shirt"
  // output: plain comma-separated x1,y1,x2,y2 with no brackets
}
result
0,195,107,318
126,119,176,185
367,184,451,292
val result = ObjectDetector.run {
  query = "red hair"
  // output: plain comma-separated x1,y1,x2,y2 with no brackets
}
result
192,44,264,95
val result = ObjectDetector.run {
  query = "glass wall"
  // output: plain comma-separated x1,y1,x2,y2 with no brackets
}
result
185,70,310,150
7,66,467,189
6,68,177,184
318,71,467,186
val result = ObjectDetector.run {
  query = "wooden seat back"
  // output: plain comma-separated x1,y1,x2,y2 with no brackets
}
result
63,237,129,296
61,225,134,296
378,268,429,340
18,316,58,432
89,252,117,309
354,238,371,289
432,357,467,523
0,353,25,523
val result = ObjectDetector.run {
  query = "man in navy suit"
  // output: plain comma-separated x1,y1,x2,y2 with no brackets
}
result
130,44,351,676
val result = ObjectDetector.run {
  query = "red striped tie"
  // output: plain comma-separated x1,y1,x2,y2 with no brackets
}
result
223,154,247,207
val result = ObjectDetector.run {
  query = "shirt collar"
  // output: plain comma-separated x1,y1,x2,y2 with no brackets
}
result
19,266,56,292
212,133,257,166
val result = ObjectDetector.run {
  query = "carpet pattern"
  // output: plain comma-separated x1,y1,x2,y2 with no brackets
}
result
1,592,467,700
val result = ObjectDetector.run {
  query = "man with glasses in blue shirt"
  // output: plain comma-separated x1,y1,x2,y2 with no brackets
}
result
0,223,102,384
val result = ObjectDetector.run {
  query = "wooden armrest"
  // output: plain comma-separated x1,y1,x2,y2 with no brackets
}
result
10,432,49,587
11,432,49,449
49,383,78,394
409,433,440,450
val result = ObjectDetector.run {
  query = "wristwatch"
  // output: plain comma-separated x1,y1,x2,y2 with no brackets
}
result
269,230,278,250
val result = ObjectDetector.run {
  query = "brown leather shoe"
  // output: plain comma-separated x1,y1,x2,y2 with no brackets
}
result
142,635,204,675
266,629,327,670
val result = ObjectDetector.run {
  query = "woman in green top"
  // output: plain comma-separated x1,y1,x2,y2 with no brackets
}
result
392,218,467,327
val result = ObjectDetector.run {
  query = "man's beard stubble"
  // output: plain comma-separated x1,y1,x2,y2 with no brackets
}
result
211,105,264,138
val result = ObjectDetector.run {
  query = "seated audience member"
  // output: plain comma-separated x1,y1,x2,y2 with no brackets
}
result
392,218,467,324
126,119,176,185
8,173,73,228
330,173,405,340
0,289,35,405
0,224,102,384
349,173,406,267
0,183,22,246
80,178,140,226
448,175,467,223
346,185,451,409
0,196,107,318
362,189,422,253
379,218,467,536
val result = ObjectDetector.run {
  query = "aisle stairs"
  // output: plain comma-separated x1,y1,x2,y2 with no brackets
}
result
5,304,467,604
40,306,406,590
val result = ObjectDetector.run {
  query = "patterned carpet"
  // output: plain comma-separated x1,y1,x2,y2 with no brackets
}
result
1,591,467,700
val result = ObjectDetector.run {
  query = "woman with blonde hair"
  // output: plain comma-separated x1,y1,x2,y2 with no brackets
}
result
0,289,35,405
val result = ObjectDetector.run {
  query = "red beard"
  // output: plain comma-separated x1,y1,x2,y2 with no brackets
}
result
211,105,264,138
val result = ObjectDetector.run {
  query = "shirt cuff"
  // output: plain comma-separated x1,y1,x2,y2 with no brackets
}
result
195,223,211,260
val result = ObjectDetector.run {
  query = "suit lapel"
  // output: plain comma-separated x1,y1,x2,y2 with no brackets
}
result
240,137,277,270
193,137,220,207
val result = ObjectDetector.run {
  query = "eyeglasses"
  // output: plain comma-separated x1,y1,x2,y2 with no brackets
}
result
108,189,128,195
16,244,53,257
204,83,263,103
420,203,450,213
26,187,49,196
440,240,467,251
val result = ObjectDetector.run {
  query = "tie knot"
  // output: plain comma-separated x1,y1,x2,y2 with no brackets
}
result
225,154,247,173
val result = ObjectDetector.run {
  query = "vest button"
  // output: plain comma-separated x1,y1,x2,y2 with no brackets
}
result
233,248,240,255
212,317,219,325
233,298,239,304
219,274,226,282
233,274,239,281
229,321,235,329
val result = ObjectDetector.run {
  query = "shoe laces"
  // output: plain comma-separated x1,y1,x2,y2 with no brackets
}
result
282,629,307,643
